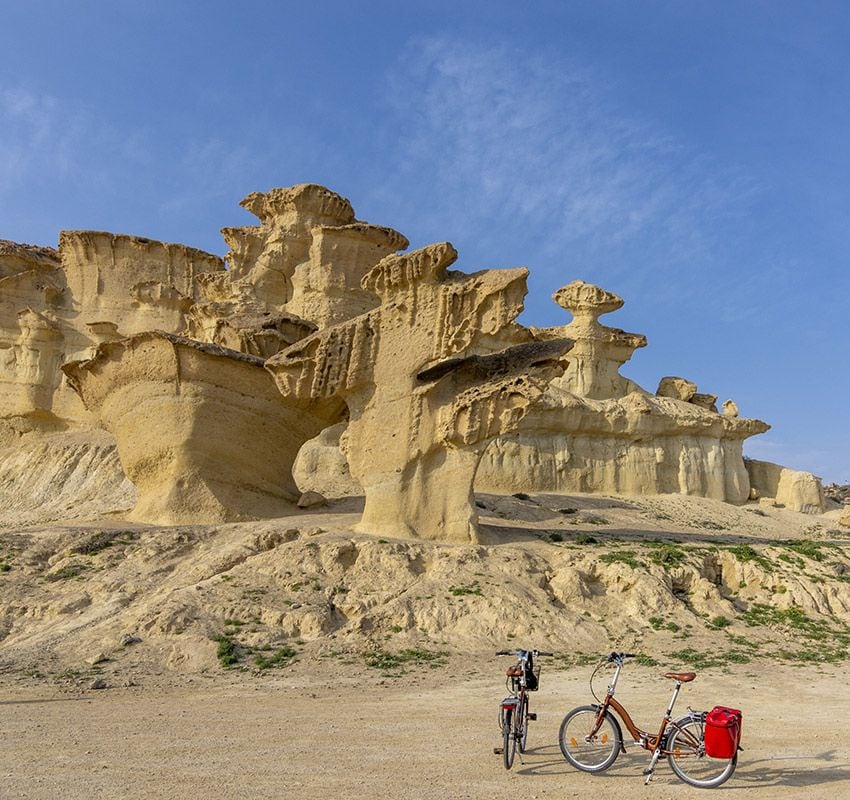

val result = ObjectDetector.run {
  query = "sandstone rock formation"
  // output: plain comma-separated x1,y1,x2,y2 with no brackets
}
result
745,458,826,514
1,241,65,445
185,184,408,355
475,281,770,502
293,421,361,498
546,280,646,399
63,332,343,524
4,185,411,524
0,235,225,447
267,242,572,542
1,184,830,533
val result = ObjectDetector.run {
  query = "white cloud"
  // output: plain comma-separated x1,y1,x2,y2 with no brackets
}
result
377,37,759,305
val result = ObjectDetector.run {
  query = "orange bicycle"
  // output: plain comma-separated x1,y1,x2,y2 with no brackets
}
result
559,652,739,787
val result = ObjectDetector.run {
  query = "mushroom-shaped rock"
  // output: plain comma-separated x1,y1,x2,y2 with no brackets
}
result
535,280,646,400
267,242,573,543
63,332,345,524
475,283,771,504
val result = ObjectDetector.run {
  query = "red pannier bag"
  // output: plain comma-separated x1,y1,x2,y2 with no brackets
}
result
704,706,742,758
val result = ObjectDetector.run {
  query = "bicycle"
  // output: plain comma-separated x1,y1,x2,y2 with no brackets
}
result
493,648,553,769
558,652,738,788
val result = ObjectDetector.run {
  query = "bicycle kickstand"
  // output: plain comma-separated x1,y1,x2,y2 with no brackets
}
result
642,749,662,785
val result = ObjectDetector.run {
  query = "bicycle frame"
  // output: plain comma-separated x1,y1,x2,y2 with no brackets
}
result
591,659,699,755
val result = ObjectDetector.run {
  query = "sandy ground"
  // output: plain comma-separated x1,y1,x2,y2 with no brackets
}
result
1,659,847,800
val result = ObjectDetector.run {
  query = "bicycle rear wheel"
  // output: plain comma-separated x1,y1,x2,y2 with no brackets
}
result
559,705,621,772
518,695,529,753
667,717,737,788
503,708,516,769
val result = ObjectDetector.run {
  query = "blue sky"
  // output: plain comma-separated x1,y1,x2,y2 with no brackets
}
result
2,1,848,482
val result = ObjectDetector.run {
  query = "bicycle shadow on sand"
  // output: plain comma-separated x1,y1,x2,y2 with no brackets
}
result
512,747,850,789
512,744,652,778
730,753,850,788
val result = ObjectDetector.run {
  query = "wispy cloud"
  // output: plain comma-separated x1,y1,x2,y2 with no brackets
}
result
0,85,253,245
0,87,66,184
376,37,759,306
0,84,153,196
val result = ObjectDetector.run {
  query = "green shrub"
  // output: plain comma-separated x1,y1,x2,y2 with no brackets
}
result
213,635,239,667
726,545,772,571
364,649,447,672
254,646,297,670
646,541,687,567
599,551,643,569
447,583,481,596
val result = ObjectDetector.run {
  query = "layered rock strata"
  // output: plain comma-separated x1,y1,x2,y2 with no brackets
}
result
475,281,770,502
0,241,65,445
0,234,225,445
267,242,572,542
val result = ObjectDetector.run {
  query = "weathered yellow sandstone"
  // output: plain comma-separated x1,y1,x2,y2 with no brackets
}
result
63,332,343,524
268,242,572,542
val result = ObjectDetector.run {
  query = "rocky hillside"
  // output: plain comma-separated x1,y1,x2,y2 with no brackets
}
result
1,492,849,687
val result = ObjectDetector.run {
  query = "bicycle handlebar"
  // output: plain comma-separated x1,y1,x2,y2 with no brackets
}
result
495,649,554,657
606,651,637,662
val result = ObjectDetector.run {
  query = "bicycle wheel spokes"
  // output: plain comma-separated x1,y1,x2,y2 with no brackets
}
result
667,719,737,788
559,706,620,772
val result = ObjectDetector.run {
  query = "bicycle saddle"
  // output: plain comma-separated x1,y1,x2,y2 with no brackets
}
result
506,665,523,677
663,671,696,682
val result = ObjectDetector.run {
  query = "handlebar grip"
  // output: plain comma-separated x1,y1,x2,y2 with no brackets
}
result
606,651,637,661
495,650,512,656
536,651,554,656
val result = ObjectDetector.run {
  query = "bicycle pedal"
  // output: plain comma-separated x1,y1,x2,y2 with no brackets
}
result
527,712,537,721
493,747,503,755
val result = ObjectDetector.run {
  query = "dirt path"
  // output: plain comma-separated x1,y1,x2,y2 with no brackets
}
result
1,660,847,799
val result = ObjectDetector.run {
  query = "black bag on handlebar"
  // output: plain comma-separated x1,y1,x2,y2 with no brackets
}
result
524,653,539,691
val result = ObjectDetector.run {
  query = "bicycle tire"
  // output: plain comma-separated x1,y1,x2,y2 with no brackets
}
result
503,708,516,769
666,716,737,788
518,694,529,753
558,705,621,772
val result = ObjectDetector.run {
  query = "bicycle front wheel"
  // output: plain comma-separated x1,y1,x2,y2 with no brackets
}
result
503,708,516,769
667,717,737,788
518,695,529,753
559,705,621,772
